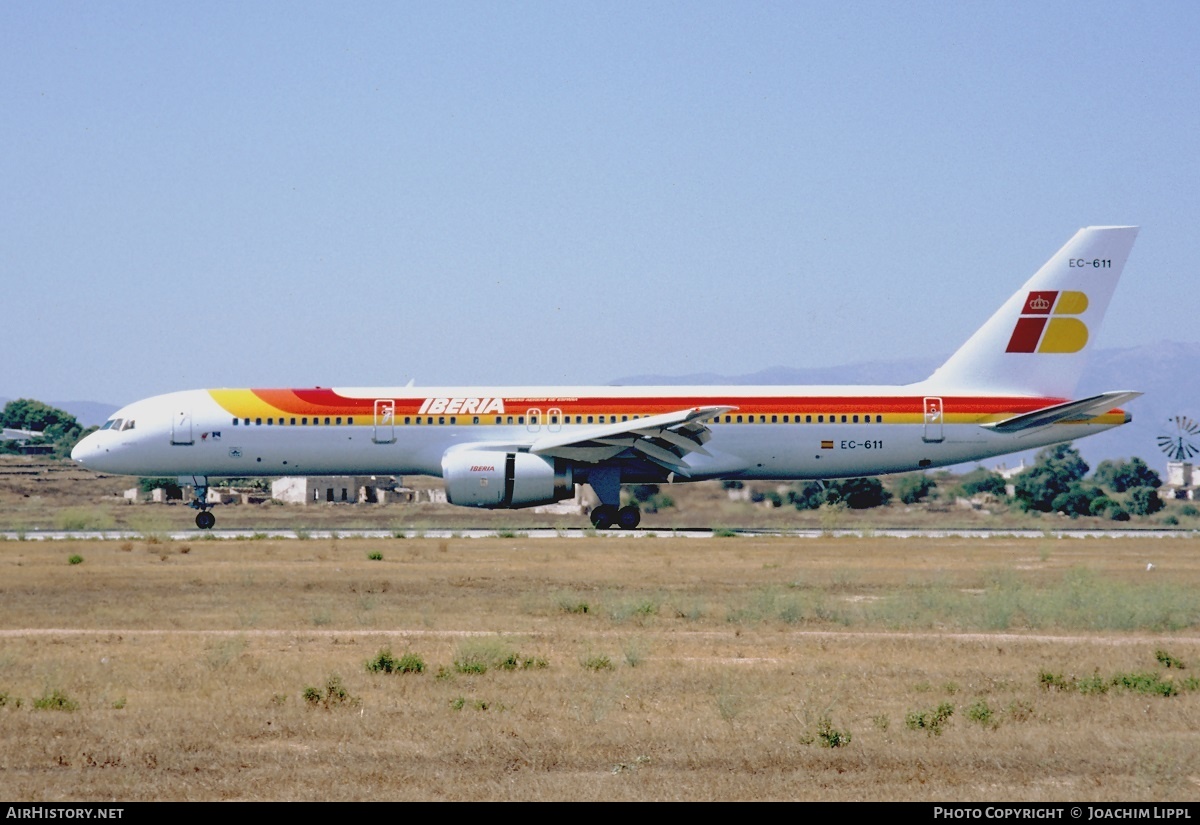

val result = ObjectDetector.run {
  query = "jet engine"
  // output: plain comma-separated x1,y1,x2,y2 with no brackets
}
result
441,450,575,508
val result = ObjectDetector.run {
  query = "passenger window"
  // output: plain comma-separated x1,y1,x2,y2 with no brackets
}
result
473,416,480,424
841,415,847,423
232,418,238,426
256,418,262,426
818,415,824,423
853,415,859,423
324,417,331,426
348,417,353,425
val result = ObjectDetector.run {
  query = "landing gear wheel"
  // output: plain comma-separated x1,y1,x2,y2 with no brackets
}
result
195,511,216,530
616,506,641,529
590,504,619,529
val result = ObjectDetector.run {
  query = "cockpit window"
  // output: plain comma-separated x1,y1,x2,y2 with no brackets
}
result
108,419,124,431
120,420,135,431
100,419,115,431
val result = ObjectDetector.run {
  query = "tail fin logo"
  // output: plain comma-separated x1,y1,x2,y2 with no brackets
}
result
1005,290,1090,353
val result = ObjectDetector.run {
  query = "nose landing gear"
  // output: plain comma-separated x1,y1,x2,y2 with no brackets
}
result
184,475,216,530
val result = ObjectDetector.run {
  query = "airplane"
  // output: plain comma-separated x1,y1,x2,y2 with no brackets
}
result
72,225,1140,530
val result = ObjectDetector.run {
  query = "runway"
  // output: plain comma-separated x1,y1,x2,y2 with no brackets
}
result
2,526,1193,541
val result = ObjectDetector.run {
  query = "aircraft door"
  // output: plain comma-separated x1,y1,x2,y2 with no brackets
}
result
547,407,563,433
171,409,194,445
922,397,944,443
373,399,396,444
526,408,542,433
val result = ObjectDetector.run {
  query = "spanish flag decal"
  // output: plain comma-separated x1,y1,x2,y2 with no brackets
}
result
821,440,834,449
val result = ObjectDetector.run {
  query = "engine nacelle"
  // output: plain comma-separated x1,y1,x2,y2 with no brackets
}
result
442,450,575,509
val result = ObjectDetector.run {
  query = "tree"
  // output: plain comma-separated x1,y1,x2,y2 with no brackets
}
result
835,477,892,509
1012,444,1089,513
1125,486,1164,517
0,399,88,458
894,473,936,504
1,398,78,435
791,478,892,510
789,482,828,510
1093,458,1162,492
1050,483,1106,518
957,467,1007,497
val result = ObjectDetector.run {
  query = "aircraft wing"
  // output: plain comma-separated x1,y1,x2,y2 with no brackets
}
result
982,391,1142,434
528,405,734,477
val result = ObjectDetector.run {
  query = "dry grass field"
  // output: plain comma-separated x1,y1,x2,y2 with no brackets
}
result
2,532,1199,801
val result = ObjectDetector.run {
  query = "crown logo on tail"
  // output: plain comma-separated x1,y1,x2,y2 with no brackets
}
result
1006,290,1090,353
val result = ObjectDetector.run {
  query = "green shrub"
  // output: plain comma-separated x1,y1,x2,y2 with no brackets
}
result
33,690,78,711
1077,673,1110,695
303,675,357,708
815,716,852,747
905,702,954,735
67,554,83,566
1038,671,1074,691
966,699,994,726
453,638,543,674
1111,672,1177,697
894,473,936,504
366,648,398,673
1155,649,1186,669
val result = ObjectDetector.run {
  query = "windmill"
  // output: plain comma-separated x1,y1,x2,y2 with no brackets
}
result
1157,415,1200,462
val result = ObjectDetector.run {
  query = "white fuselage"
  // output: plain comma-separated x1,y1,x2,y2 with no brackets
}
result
71,384,1127,483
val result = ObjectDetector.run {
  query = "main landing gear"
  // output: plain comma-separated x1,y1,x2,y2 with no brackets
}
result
586,467,640,529
185,475,216,530
589,504,641,530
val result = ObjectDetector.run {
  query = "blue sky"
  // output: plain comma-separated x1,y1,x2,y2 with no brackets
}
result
3,1,1198,405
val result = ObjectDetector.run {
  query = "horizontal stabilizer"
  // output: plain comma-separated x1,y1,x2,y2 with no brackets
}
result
982,391,1141,434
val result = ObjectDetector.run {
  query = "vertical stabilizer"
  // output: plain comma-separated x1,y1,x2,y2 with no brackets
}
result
920,226,1138,398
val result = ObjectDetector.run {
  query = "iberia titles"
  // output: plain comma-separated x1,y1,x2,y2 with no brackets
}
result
418,397,505,415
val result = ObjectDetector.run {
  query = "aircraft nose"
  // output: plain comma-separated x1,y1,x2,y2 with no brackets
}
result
71,433,98,466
